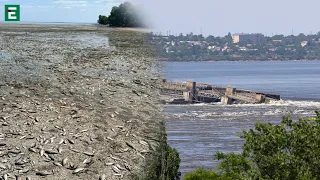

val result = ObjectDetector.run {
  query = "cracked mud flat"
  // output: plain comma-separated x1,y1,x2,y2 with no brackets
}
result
0,24,162,180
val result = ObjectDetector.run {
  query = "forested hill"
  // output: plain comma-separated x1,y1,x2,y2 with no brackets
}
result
149,32,320,61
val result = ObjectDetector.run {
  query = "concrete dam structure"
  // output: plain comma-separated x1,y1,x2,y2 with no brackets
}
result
161,80,280,105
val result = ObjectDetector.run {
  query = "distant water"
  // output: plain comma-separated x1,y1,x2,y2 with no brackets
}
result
163,61,320,175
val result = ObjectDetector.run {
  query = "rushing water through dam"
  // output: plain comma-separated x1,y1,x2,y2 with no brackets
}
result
162,61,320,175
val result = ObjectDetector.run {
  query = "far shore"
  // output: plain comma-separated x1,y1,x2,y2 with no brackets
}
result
158,59,320,63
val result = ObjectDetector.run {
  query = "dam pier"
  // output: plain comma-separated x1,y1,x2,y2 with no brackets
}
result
161,79,280,105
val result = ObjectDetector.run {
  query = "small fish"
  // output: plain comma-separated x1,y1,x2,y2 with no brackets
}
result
45,149,58,154
99,174,106,180
73,167,85,174
83,158,91,164
40,149,44,156
83,151,94,156
36,171,52,176
112,165,120,173
53,162,63,167
62,158,68,166
105,162,114,166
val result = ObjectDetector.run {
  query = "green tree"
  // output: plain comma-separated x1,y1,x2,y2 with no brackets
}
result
187,111,320,180
98,2,145,27
184,168,220,180
225,32,233,45
97,15,108,25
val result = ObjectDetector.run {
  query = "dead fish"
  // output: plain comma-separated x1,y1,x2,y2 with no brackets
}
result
67,138,75,144
114,173,123,178
45,149,58,154
44,139,50,144
112,165,121,173
139,140,148,146
15,160,27,166
57,146,63,154
73,167,85,174
36,171,52,176
18,168,29,173
40,149,44,156
81,129,88,132
126,142,134,149
53,162,63,167
116,164,126,170
105,162,114,166
30,142,36,148
3,174,7,180
83,158,91,164
110,155,120,161
99,174,106,180
68,162,77,170
0,163,6,169
83,151,94,156
106,137,114,141
8,150,21,154
50,137,56,143
62,158,68,166
70,148,80,153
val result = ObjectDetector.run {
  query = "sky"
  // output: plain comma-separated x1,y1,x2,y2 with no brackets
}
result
0,0,127,23
1,0,320,37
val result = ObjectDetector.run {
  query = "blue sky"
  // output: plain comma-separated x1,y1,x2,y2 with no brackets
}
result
0,0,126,22
1,0,320,37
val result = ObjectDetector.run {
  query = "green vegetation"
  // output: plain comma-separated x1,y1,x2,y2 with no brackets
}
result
139,122,181,180
98,2,145,27
149,32,320,61
184,168,220,180
186,111,320,180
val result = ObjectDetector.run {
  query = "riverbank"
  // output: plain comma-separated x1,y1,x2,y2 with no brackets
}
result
0,24,167,179
162,60,320,177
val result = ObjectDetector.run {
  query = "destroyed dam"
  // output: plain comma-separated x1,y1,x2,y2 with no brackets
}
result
161,80,281,105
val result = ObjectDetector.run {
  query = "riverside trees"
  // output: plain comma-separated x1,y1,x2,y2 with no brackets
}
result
185,111,320,180
98,2,145,27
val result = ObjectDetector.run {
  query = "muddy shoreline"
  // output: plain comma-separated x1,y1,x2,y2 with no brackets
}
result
0,24,163,179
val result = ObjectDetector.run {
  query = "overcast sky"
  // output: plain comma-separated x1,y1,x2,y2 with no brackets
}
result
1,0,320,36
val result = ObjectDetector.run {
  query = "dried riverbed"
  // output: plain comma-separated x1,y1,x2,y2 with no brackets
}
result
0,24,162,180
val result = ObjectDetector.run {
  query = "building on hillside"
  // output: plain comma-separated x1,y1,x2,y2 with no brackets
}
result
232,33,265,44
301,41,308,47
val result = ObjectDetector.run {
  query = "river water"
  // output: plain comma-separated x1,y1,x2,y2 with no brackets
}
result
162,61,320,175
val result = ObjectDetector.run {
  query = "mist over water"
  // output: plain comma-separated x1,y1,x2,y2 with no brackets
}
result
163,61,320,175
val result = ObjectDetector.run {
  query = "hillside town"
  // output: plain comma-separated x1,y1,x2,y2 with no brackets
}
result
149,32,320,61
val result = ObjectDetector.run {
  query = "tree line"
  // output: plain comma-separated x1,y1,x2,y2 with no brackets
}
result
149,32,320,61
97,2,145,27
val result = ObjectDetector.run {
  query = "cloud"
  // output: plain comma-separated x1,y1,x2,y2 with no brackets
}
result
53,0,89,8
37,5,54,9
94,0,125,3
53,0,88,4
20,5,34,8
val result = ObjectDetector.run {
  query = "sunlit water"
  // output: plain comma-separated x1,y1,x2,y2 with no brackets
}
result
162,61,320,175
